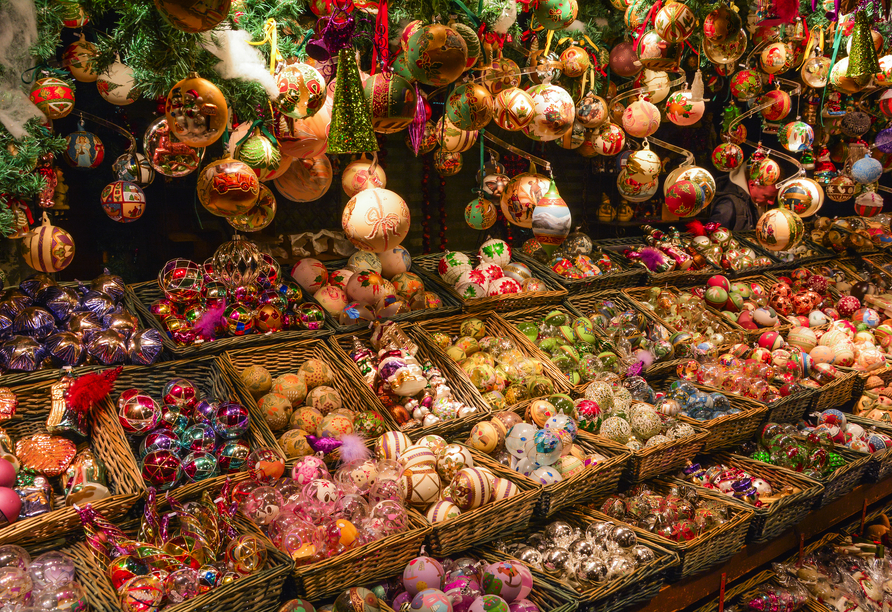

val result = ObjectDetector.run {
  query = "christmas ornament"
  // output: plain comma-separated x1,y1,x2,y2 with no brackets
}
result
485,57,521,95
274,156,333,202
626,147,661,182
153,0,231,33
451,21,481,69
666,90,704,125
625,0,651,29
100,181,146,223
433,150,462,176
328,49,378,154
665,180,705,217
343,154,386,197
97,59,139,105
827,175,857,201
704,28,746,64
64,123,104,170
465,196,498,230
557,121,585,149
165,72,227,148
494,88,535,131
704,5,741,41
641,69,671,103
501,169,550,227
852,155,883,184
609,41,642,77
778,178,823,217
406,24,468,86
560,46,591,77
777,120,813,152
636,31,681,71
144,117,205,177
712,142,744,172
847,10,881,79
196,158,260,217
63,35,98,83
20,213,75,273
760,42,794,74
342,186,411,253
829,58,869,94
213,235,263,290
801,56,831,88
577,93,608,128
523,84,575,142
235,128,283,179
654,2,696,42
437,117,478,152
622,96,660,137
532,180,571,254
113,152,155,186
228,184,276,232
363,72,416,133
749,157,781,186
534,0,578,29
593,122,626,155
276,99,331,159
447,82,493,131
730,70,762,101
854,190,883,216
30,77,75,119
675,167,716,204
755,208,805,251
759,89,792,122
276,63,326,120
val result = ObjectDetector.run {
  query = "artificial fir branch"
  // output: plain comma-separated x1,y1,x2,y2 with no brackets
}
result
0,120,65,202
32,0,66,61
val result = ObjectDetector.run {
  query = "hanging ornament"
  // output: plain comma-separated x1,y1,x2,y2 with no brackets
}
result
213,235,263,290
704,5,741,42
407,120,438,155
840,110,872,138
827,175,857,201
654,2,696,42
622,96,660,137
712,142,744,172
342,185,410,253
666,90,704,126
759,89,792,122
328,49,378,154
609,41,642,78
557,121,585,149
875,54,892,86
64,122,104,170
228,184,277,232
500,166,550,227
636,31,682,71
854,190,883,216
276,63,326,120
450,21,481,69
532,180,571,254
153,0,231,33
20,213,75,273
494,88,535,131
234,127,283,179
363,73,416,134
665,180,705,217
852,154,884,184
617,169,659,202
626,146,661,183
755,208,805,251
164,72,227,148
143,117,205,178
63,35,98,83
437,117,478,152
465,196,498,230
274,156,333,203
7,203,30,238
60,1,89,28
704,29,747,64
276,98,331,160
777,120,814,152
675,167,716,204
485,57,522,95
560,46,591,77
641,70,671,103
523,84,575,142
730,70,762,101
593,122,626,156
434,150,463,177
406,24,468,86
778,177,824,217
196,158,259,217
29,77,75,120
576,93,609,128
625,0,651,29
482,173,510,202
446,82,494,131
100,181,146,223
342,154,385,197
96,59,139,106
760,42,794,74
749,156,781,186
801,56,831,88
534,0,578,30
829,58,869,94
847,10,881,79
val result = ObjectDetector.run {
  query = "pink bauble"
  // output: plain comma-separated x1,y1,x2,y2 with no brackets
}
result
291,259,329,293
342,187,411,253
665,91,705,125
0,487,20,525
0,459,14,488
314,285,348,315
346,271,389,306
621,98,661,137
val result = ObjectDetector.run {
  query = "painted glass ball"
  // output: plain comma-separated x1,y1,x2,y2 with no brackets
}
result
666,90,704,126
712,142,744,172
621,98,660,137
522,84,575,142
777,121,814,153
756,208,805,251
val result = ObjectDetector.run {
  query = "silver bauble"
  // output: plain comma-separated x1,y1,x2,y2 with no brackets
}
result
568,538,595,559
609,525,637,548
630,545,655,565
542,547,571,574
575,558,608,583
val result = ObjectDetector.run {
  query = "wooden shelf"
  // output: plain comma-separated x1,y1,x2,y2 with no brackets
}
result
636,476,892,612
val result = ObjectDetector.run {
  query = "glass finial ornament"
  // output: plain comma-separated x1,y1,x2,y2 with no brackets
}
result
532,179,571,256
212,235,263,290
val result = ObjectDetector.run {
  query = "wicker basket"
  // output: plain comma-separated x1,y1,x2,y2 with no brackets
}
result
414,312,574,401
843,414,892,483
590,479,753,581
301,258,461,335
0,379,143,546
816,369,863,411
734,231,834,268
595,427,709,484
424,450,540,555
412,252,568,313
513,251,644,295
692,569,775,612
678,452,825,544
70,512,292,612
328,323,493,441
674,390,769,454
690,380,816,426
481,509,678,612
592,236,720,287
109,356,280,502
126,280,333,360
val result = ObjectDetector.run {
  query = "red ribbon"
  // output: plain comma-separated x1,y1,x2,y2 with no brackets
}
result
637,0,663,38
479,23,506,48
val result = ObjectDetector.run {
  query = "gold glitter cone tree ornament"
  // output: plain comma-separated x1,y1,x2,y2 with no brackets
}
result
327,49,379,154
847,10,881,79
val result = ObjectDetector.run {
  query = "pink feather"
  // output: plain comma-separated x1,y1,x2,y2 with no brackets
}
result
634,349,655,368
638,247,666,272
194,301,226,340
338,433,370,464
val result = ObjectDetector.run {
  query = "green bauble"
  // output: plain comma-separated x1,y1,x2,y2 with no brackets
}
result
237,129,282,175
534,0,579,30
827,452,846,470
751,449,771,463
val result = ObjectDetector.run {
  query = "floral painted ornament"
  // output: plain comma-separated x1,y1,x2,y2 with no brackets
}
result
730,69,763,101
665,90,704,126
665,180,705,217
712,142,744,172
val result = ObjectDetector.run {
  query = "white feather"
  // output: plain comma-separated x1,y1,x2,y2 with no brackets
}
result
201,29,279,101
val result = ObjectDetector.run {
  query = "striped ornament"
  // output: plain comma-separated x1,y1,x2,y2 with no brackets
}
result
20,213,75,272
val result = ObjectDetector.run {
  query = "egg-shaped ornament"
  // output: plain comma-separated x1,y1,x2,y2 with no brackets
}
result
343,186,411,253
363,72,416,134
560,45,591,77
97,59,139,106
759,89,792,122
610,41,642,78
593,123,626,156
712,142,744,172
100,181,146,223
522,84,575,142
622,96,661,138
641,69,671,103
436,117,478,153
653,2,697,42
276,63,326,120
465,196,498,231
494,88,535,132
113,152,155,186
164,72,228,148
20,213,75,273
576,92,609,128
30,76,75,119
343,154,387,197
532,180,572,255
666,90,704,125
636,30,682,71
755,208,805,251
501,169,551,227
447,82,494,131
760,42,794,74
801,55,832,88
778,178,823,217
63,35,98,82
235,128,283,180
228,184,277,232
730,69,763,101
406,24,468,86
153,0,230,32
144,117,205,178
852,155,884,185
778,120,814,152
274,156,333,203
829,57,870,94
64,124,104,169
197,158,260,217
665,180,706,217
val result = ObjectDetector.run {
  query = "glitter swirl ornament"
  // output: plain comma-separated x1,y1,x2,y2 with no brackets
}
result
493,88,535,131
97,59,139,105
777,120,814,152
406,24,468,87
100,181,146,223
342,186,411,252
30,77,75,119
227,184,276,232
276,63,326,120
446,82,494,131
363,73,416,133
164,72,228,148
20,213,75,273
197,158,260,217
213,235,263,290
501,169,551,228
523,84,575,142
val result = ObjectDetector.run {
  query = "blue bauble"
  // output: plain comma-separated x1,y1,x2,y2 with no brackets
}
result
852,156,883,184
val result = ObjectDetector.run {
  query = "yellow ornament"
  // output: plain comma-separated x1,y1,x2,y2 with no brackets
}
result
196,158,260,217
493,87,535,131
164,72,228,148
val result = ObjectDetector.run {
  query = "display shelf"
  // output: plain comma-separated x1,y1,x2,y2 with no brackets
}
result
637,476,892,612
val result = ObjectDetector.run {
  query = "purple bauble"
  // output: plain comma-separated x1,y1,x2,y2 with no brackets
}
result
403,557,446,597
213,401,250,439
481,562,533,604
12,306,56,340
193,399,219,425
393,592,411,610
508,600,540,612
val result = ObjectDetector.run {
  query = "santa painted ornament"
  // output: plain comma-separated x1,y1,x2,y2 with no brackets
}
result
342,186,411,253
636,31,681,71
621,97,661,137
760,42,794,74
